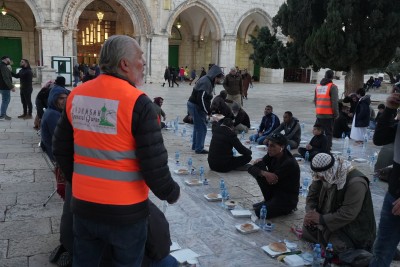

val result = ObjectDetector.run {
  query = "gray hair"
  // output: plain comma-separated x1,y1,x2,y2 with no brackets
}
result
99,35,135,75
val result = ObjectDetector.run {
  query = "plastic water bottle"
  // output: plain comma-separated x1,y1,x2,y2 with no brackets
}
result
259,204,267,229
312,244,322,267
199,166,205,182
302,177,310,197
301,123,305,130
241,131,245,140
221,188,228,208
187,157,193,173
342,132,346,139
287,144,291,151
363,133,368,149
232,148,237,156
305,151,310,162
346,147,352,160
324,243,334,267
175,151,180,167
344,136,349,151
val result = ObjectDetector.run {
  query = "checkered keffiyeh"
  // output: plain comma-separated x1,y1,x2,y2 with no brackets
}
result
311,153,352,190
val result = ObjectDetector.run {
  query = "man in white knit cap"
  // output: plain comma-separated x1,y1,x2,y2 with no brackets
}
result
302,153,376,257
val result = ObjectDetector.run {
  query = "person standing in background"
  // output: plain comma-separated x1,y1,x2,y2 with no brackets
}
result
241,69,253,100
12,59,33,119
0,55,16,120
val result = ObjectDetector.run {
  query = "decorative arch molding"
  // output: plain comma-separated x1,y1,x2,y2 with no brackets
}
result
61,0,153,36
165,0,224,41
23,0,43,26
233,8,273,36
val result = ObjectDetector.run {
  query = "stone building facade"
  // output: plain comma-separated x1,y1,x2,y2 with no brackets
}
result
0,0,287,85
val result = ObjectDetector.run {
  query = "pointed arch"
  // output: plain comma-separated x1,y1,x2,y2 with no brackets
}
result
22,0,43,25
233,8,273,36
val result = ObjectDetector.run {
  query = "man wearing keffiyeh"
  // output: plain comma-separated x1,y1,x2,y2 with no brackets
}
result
301,153,376,256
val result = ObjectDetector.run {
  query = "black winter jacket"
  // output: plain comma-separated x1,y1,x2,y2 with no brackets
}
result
52,74,180,224
12,66,33,91
354,95,371,127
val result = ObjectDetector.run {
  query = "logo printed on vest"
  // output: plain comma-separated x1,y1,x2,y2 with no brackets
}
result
316,85,328,95
71,95,118,134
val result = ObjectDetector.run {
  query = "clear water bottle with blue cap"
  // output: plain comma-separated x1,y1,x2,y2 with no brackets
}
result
175,151,180,167
187,157,193,173
302,177,310,197
241,131,245,140
232,148,237,156
199,166,205,182
344,136,349,151
287,144,291,151
259,204,267,229
312,243,322,267
221,188,228,208
347,147,352,160
305,151,310,162
363,133,368,149
324,243,334,267
342,132,346,139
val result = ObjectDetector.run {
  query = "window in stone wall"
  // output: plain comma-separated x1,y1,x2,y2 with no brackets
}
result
0,14,22,31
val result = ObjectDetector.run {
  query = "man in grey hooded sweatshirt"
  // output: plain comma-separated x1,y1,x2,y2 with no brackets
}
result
187,65,224,154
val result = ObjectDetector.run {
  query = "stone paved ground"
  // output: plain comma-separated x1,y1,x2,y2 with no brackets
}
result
0,80,398,267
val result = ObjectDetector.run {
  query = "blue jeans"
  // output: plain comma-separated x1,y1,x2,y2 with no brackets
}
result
149,255,179,267
249,133,268,145
73,215,147,267
0,90,11,116
187,101,207,152
370,192,400,267
73,75,79,87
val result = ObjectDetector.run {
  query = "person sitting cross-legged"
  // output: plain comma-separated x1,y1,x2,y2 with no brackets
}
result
208,118,252,172
298,123,328,161
264,111,301,149
249,105,280,145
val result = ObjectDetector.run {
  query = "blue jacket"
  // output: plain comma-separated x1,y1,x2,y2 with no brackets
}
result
259,113,280,136
40,85,70,160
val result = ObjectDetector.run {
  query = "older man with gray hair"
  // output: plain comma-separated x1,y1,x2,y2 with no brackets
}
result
52,35,180,266
302,153,376,258
223,66,243,107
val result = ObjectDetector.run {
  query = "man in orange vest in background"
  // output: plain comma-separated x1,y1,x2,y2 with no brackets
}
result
52,35,180,267
314,69,339,150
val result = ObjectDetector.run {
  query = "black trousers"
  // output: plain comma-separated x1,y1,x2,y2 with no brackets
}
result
316,118,334,150
209,155,251,173
254,177,298,218
60,182,73,253
298,147,318,161
20,88,33,115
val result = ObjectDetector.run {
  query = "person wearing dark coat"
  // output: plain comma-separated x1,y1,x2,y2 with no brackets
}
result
350,88,371,143
12,59,33,119
249,105,280,145
298,123,328,160
208,118,252,172
34,81,53,129
162,66,170,87
248,133,300,218
231,102,251,134
333,101,352,138
195,67,206,84
210,90,234,118
266,111,301,149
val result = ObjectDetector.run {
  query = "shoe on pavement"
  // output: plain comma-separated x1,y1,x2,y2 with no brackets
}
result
4,115,11,120
235,163,252,171
0,116,4,121
195,149,208,154
18,114,27,119
24,114,32,119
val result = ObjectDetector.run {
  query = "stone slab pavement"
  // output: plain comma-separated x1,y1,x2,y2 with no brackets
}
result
0,79,399,267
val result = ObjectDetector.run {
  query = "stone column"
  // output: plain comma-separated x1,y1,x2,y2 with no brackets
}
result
147,34,169,84
219,35,237,71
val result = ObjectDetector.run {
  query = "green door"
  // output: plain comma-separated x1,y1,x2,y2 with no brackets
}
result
168,45,179,69
253,63,261,81
0,37,22,72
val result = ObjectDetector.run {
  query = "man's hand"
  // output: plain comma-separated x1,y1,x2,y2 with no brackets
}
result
386,93,400,110
261,170,278,185
306,144,312,150
392,197,400,216
303,209,320,226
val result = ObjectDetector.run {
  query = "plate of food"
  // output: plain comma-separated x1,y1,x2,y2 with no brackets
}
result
261,242,290,257
211,114,225,121
231,209,252,218
353,158,368,163
295,157,303,162
204,193,222,201
184,179,202,186
174,168,189,175
255,145,267,150
235,222,260,234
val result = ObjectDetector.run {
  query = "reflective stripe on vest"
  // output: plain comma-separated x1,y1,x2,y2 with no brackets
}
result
315,83,334,115
66,74,149,205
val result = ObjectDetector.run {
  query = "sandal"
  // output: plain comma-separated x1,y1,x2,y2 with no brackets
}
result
49,245,65,263
57,251,72,267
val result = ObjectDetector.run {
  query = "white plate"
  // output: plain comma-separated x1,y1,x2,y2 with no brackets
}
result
284,254,305,266
235,222,260,234
231,209,252,218
331,150,342,155
255,145,267,150
173,168,189,175
261,244,290,257
170,249,200,264
204,193,222,201
170,242,181,252
295,157,303,162
185,179,203,186
353,158,368,163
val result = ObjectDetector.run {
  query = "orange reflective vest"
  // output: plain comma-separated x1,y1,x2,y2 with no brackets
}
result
66,75,149,205
315,83,334,115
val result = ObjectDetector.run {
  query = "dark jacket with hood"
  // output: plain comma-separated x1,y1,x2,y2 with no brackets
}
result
210,94,234,118
12,66,33,91
0,61,13,90
354,95,371,127
41,85,70,161
315,78,339,119
188,65,223,115
52,74,180,224
271,117,301,147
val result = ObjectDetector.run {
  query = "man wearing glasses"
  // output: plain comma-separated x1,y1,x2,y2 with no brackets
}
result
302,153,375,259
